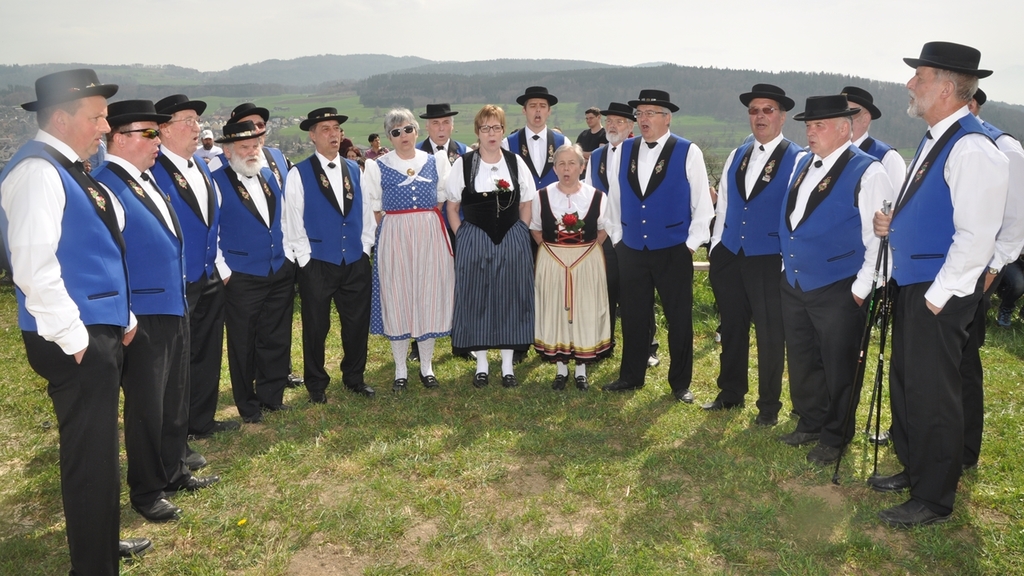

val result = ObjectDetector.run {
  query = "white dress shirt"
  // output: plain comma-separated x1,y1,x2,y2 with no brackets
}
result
977,117,1024,270
789,142,895,299
501,126,551,176
900,106,1009,308
710,133,789,250
283,151,377,267
635,132,715,252
446,153,537,204
102,154,176,236
853,132,907,192
583,143,624,244
161,146,230,280
529,181,607,233
363,149,450,212
1,130,135,354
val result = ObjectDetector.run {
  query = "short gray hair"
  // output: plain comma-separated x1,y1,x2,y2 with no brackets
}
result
935,69,980,104
383,108,418,134
553,143,585,165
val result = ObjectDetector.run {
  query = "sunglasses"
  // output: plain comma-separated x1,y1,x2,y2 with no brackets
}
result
748,106,778,116
389,125,416,138
120,128,161,139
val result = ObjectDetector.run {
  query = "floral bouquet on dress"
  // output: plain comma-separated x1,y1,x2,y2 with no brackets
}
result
495,179,513,194
557,211,585,244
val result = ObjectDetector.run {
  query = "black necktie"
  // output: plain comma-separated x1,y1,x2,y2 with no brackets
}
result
437,145,444,151
187,159,194,168
140,173,150,181
646,141,657,149
759,145,765,152
531,135,540,141
327,162,336,169
926,130,933,140
611,146,617,153
814,160,823,168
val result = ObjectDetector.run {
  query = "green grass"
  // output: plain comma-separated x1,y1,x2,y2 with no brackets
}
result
1,265,1023,575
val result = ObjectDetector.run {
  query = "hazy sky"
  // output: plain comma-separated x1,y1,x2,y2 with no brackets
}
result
3,0,1023,105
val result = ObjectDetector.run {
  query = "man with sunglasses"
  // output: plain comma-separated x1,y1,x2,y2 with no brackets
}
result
92,100,220,524
504,86,566,190
704,84,802,427
152,94,239,446
284,107,377,403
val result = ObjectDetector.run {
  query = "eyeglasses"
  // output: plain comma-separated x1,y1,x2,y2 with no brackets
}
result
478,125,504,134
748,106,778,116
168,116,201,127
253,121,266,129
389,125,416,138
634,110,668,119
605,117,631,126
119,128,161,139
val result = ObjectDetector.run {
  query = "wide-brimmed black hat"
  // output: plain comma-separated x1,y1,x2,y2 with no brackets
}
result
155,94,207,117
106,99,171,129
903,41,992,78
299,107,348,131
229,102,270,124
420,103,458,119
840,86,881,119
516,86,558,106
215,120,266,144
739,83,795,112
793,95,860,122
601,102,635,120
21,68,118,112
973,88,987,106
628,89,679,113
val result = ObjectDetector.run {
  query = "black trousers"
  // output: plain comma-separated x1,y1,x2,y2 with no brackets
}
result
185,272,225,435
223,261,295,419
891,280,980,515
709,245,785,415
24,325,123,576
122,314,191,505
615,242,693,393
781,276,867,448
299,255,372,392
959,271,999,468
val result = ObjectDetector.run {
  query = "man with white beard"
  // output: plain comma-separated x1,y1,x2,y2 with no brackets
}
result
209,120,297,424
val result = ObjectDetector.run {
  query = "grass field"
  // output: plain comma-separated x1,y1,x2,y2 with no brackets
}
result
1,261,1023,575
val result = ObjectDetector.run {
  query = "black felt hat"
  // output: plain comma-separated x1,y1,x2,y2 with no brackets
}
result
420,103,459,119
793,95,860,122
600,102,635,120
903,41,992,78
739,84,795,112
628,89,679,113
155,94,207,117
840,86,881,120
973,88,987,106
229,102,270,124
215,120,266,144
299,107,348,131
21,68,118,111
516,86,558,106
106,99,171,129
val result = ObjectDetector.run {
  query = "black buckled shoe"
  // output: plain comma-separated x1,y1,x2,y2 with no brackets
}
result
392,378,408,393
502,374,519,388
552,374,568,391
473,372,489,388
575,375,589,391
419,373,439,388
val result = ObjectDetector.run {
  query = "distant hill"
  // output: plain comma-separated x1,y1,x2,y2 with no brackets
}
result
206,54,433,86
397,59,617,76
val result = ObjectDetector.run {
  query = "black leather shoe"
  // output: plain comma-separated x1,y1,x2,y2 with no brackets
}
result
473,372,489,388
867,470,911,493
575,375,589,391
347,384,376,398
168,474,220,494
552,374,568,390
189,419,240,439
701,399,743,411
260,403,291,412
502,374,519,388
419,373,439,388
754,412,779,427
119,537,152,558
392,378,408,393
132,498,181,523
309,390,327,404
602,380,643,392
183,445,207,470
512,350,528,364
878,499,951,528
780,431,820,446
286,373,304,388
806,443,842,465
673,389,695,403
241,412,263,424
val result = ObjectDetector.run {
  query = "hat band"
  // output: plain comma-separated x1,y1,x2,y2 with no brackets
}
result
229,129,261,138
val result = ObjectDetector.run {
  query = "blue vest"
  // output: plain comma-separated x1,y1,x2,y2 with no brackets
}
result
779,147,875,291
980,120,1009,141
263,146,290,188
212,166,286,276
890,116,991,285
589,145,611,193
721,139,801,256
507,128,566,189
295,156,365,266
859,136,895,161
93,164,187,317
0,141,129,330
618,135,693,250
151,152,219,283
418,138,468,163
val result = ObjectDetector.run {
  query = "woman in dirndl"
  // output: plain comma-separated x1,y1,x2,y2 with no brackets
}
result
363,108,454,392
446,104,536,388
530,143,611,391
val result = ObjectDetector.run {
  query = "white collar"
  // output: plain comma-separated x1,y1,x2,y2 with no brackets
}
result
35,129,81,163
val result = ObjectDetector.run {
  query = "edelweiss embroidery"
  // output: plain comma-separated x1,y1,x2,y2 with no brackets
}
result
817,177,831,192
88,187,106,211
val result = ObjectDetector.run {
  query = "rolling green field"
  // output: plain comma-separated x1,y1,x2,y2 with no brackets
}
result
0,261,1022,574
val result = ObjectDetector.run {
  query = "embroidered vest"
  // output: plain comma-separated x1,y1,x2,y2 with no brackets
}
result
507,128,565,189
538,188,602,243
295,156,365,266
721,139,801,256
151,152,219,282
212,166,285,276
618,135,692,250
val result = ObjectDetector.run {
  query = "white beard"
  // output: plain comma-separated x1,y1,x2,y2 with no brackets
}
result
229,154,261,178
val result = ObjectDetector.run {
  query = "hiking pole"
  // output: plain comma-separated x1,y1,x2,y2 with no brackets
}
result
869,246,894,477
832,200,891,485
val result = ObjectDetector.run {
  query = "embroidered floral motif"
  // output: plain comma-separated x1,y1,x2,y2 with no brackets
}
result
739,155,749,172
630,158,637,174
88,187,106,211
271,166,281,183
448,149,459,164
261,180,272,198
654,159,665,175
762,159,775,183
546,143,554,164
914,161,930,183
236,184,250,201
128,179,145,198
174,173,188,190
817,177,831,193
521,143,529,158
319,174,330,190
